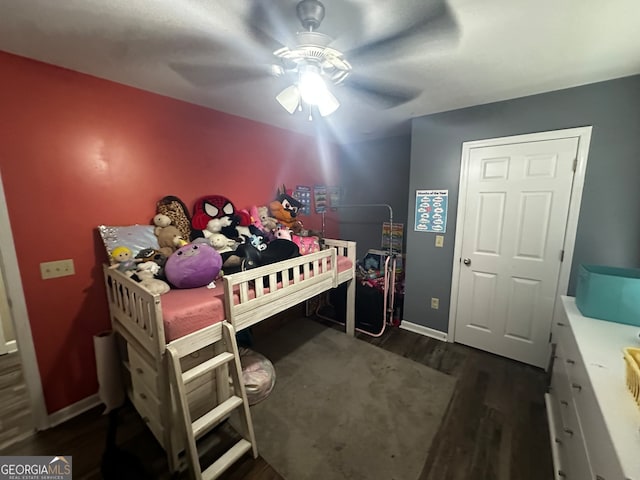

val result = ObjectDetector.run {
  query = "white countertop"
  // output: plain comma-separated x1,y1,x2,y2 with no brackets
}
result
562,296,640,479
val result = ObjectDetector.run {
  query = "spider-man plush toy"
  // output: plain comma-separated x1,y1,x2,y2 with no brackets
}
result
191,195,252,241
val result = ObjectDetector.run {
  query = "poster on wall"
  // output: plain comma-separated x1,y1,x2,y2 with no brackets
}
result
293,185,311,215
314,185,327,213
382,222,404,252
327,186,341,211
414,189,448,233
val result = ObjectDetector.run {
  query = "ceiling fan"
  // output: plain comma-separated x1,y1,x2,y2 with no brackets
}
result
170,0,459,121
257,0,459,120
270,0,353,118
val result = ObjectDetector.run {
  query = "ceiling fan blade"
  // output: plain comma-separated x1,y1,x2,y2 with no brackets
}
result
246,0,296,52
169,62,272,87
344,74,421,109
346,1,459,60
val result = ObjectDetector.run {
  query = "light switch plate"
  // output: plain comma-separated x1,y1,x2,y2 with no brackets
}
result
40,259,75,279
431,297,439,309
435,235,444,248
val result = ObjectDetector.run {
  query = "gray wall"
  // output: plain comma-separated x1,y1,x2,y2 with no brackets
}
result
338,135,411,259
405,74,640,332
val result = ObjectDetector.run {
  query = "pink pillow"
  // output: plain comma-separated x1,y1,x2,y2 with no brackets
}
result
292,235,320,255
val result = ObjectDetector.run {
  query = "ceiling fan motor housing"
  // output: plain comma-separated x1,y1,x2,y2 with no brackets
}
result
296,0,325,31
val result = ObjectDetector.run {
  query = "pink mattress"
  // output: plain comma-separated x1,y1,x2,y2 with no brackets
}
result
162,256,353,342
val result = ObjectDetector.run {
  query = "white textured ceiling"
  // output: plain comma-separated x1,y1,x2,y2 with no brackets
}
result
1,0,639,142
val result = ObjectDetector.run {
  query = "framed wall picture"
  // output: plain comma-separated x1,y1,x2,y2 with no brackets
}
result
327,186,341,211
314,185,327,213
414,189,448,232
293,185,311,215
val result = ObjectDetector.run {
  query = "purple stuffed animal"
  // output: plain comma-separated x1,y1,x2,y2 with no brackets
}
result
165,243,222,289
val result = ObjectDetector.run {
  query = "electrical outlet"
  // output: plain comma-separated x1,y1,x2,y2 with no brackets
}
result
435,235,444,248
431,297,439,309
40,259,75,279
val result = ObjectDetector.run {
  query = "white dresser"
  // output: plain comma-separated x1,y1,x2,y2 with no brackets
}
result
546,296,640,480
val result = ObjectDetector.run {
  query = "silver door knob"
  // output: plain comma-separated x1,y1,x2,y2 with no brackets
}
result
463,258,471,265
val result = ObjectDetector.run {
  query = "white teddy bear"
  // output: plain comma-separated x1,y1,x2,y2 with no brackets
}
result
153,213,172,236
135,262,170,295
203,217,233,239
207,232,237,253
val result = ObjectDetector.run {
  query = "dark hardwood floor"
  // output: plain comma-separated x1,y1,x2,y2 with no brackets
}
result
1,317,553,480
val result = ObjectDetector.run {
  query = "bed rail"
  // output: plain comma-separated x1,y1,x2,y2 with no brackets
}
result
323,239,356,284
223,248,338,332
102,265,166,361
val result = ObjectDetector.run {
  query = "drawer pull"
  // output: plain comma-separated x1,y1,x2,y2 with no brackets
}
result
571,383,582,392
558,470,566,478
557,322,566,327
139,392,147,400
136,367,143,374
563,428,574,437
560,400,568,407
565,359,575,365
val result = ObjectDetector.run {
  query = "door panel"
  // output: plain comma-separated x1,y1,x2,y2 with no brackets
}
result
468,271,497,331
515,191,552,259
475,192,505,254
454,137,578,367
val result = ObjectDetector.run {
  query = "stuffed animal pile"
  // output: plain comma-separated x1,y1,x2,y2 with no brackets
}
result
108,187,322,292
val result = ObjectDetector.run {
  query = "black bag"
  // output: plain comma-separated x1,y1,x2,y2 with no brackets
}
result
328,283,385,334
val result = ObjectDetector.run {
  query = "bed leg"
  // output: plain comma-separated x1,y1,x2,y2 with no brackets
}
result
345,278,356,337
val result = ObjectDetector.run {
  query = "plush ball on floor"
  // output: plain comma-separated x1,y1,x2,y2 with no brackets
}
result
239,348,276,405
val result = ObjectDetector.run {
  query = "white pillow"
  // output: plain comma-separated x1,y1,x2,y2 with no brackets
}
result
98,224,159,260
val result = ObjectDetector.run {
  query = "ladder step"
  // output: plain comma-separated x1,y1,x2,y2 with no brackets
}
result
182,352,235,384
192,395,243,439
202,439,252,480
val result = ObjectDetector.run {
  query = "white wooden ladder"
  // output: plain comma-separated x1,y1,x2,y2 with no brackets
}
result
167,321,258,480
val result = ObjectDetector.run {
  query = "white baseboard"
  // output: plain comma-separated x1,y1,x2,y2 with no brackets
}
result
400,321,448,342
48,393,101,428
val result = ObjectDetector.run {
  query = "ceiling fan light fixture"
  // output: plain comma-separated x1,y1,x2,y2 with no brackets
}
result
298,66,327,105
276,64,340,118
276,85,301,114
317,89,339,117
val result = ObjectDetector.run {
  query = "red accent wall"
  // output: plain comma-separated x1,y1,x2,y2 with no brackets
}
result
0,51,340,413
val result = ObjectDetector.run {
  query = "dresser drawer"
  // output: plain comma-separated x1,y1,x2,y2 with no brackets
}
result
128,344,160,396
131,387,165,447
131,371,162,423
552,344,574,412
572,381,625,479
545,393,569,480
562,397,594,479
555,320,581,367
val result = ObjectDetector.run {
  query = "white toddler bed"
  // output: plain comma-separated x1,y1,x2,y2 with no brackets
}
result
102,238,356,471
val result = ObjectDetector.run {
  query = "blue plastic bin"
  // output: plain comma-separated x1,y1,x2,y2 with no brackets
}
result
575,264,640,326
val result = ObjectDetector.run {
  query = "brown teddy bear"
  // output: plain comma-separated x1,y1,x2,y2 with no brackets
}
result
155,225,186,257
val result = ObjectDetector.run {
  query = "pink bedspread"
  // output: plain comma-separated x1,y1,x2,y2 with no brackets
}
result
162,256,352,342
